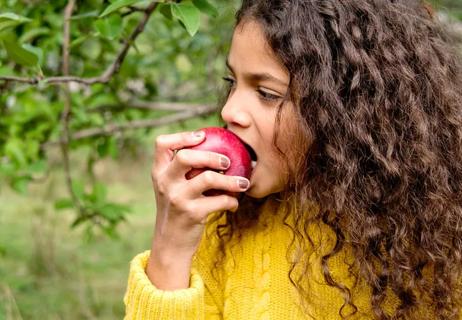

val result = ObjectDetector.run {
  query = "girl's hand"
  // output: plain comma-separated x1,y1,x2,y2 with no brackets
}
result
148,130,250,279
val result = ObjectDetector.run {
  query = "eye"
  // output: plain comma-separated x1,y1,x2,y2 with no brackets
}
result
222,76,236,88
257,89,282,102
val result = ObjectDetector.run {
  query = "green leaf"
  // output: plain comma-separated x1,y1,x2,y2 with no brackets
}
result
158,3,173,20
175,53,192,72
1,35,39,67
22,44,43,66
87,93,117,109
192,0,218,17
54,198,74,210
28,160,46,174
70,34,90,48
92,182,107,203
5,138,27,165
95,15,123,40
19,27,49,43
12,176,30,194
71,10,99,21
80,37,102,60
99,0,145,18
99,202,130,222
72,107,91,123
71,180,85,200
0,13,31,33
171,1,201,37
0,65,14,76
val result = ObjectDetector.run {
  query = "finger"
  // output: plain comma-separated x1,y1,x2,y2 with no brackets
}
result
187,170,250,197
168,149,230,179
153,130,205,171
190,195,239,222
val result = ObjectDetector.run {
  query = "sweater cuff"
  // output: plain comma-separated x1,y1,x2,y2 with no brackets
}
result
124,250,204,320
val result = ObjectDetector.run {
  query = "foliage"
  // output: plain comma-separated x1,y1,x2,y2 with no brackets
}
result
0,0,239,236
0,153,157,319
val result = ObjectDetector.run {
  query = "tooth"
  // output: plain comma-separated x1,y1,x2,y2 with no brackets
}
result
251,161,257,169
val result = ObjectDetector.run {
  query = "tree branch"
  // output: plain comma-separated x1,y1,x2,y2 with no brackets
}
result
0,1,159,86
121,5,146,18
44,104,219,147
60,0,81,210
129,100,210,111
90,100,211,112
0,75,40,84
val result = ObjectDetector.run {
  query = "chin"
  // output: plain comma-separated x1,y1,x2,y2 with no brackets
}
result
245,184,282,199
245,189,266,199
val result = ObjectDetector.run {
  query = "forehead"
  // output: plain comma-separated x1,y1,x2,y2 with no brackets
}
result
229,20,289,81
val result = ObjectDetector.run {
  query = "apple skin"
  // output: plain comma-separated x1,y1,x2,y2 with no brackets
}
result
183,127,252,196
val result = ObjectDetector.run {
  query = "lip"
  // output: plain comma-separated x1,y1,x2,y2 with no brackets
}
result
235,136,258,184
224,127,258,185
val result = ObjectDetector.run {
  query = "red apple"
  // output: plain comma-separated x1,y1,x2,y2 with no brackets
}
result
183,127,253,196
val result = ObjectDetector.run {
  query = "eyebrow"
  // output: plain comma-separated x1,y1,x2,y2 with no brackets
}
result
226,60,289,87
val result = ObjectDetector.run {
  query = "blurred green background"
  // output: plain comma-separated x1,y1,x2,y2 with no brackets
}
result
0,0,461,319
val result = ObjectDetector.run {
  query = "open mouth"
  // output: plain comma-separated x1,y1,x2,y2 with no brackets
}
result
223,125,258,169
243,142,258,169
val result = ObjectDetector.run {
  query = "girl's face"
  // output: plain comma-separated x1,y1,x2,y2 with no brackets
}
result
221,20,300,198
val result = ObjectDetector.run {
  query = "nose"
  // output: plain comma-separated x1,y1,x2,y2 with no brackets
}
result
221,91,251,128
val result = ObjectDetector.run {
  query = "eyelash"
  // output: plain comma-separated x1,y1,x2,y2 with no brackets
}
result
221,77,282,102
222,76,235,89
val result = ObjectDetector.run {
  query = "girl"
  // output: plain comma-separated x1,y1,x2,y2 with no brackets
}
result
124,1,462,319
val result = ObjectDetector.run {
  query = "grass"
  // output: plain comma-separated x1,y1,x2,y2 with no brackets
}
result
0,114,221,319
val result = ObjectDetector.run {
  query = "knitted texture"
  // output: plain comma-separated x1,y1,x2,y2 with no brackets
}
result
123,200,458,319
123,251,205,319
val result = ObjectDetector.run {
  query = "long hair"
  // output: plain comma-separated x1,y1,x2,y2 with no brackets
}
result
210,1,462,319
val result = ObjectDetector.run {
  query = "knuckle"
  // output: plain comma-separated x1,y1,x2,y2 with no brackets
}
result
184,201,197,215
202,170,215,185
155,135,167,148
228,176,237,190
183,131,192,142
168,192,182,207
223,196,237,209
208,152,216,166
226,196,238,208
156,178,168,196
175,149,189,164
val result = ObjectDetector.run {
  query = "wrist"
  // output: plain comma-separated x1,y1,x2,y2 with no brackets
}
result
149,242,195,268
147,246,194,290
151,229,200,259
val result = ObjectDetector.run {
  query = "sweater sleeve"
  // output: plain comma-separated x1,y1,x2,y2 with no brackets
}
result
124,213,226,320
123,250,222,320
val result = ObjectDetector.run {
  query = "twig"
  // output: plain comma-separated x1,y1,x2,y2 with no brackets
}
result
43,104,218,147
0,75,40,84
121,5,146,18
130,101,209,111
0,1,159,85
90,101,210,112
60,0,81,209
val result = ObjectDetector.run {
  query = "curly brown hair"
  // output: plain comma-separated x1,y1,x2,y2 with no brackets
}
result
210,1,462,319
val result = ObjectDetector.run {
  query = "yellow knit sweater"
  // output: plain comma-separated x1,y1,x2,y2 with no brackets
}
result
124,199,454,319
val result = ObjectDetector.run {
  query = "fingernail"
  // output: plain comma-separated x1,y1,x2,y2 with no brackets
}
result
220,156,230,169
192,130,204,139
237,178,249,190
